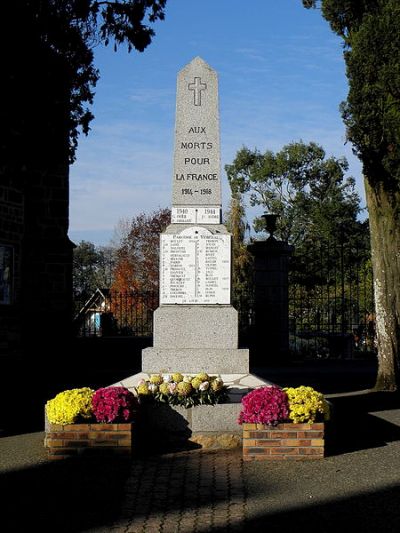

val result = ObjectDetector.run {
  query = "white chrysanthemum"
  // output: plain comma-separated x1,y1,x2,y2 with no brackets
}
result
168,382,177,394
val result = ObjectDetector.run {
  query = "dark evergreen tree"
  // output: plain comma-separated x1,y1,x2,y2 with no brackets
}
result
304,0,400,390
2,1,167,168
73,241,116,299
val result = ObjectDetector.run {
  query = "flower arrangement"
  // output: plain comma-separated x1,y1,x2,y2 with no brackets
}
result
238,385,289,425
283,385,330,424
45,386,137,424
92,387,137,423
238,385,329,426
135,372,228,408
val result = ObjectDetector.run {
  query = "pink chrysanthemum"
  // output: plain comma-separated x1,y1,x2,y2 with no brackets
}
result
92,387,138,423
238,385,289,425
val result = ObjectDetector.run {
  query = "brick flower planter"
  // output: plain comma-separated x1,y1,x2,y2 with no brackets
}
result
242,422,325,461
44,422,134,460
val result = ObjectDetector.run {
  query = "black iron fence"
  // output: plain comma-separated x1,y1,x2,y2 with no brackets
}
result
73,290,158,337
288,240,376,359
73,238,376,360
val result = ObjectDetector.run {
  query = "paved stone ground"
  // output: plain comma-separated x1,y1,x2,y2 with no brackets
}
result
107,448,246,533
4,364,400,533
83,389,400,532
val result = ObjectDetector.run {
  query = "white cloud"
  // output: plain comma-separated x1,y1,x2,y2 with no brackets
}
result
128,87,174,106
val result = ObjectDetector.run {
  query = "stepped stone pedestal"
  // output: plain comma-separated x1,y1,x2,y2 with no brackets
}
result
114,372,272,448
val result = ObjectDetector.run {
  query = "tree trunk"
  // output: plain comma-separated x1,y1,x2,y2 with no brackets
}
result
364,178,400,391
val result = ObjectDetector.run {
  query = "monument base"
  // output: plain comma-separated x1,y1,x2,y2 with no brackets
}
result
112,372,272,449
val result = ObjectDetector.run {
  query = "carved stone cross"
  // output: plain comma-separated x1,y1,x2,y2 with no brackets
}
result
188,76,207,106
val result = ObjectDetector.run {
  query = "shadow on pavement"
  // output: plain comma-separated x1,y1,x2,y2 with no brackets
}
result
327,391,400,455
0,446,242,533
236,483,400,532
253,359,378,394
1,455,131,533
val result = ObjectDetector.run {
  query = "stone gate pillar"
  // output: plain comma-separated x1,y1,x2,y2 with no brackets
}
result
247,217,293,363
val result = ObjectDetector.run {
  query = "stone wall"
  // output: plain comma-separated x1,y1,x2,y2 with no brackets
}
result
0,166,73,359
0,177,23,358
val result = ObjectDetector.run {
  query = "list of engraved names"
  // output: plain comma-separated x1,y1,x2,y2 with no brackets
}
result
160,228,230,305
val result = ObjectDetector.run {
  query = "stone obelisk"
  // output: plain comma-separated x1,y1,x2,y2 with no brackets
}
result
116,58,270,447
142,57,249,374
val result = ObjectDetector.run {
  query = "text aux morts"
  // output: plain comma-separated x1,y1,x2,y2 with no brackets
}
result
176,126,217,182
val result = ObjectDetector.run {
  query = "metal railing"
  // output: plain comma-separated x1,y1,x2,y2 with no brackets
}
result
72,237,376,360
288,240,375,358
73,290,158,337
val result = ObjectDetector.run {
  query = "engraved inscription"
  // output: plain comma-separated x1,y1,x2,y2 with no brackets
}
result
171,207,221,224
173,57,221,210
160,227,230,304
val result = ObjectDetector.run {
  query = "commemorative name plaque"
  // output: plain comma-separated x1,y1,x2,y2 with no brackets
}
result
160,227,230,305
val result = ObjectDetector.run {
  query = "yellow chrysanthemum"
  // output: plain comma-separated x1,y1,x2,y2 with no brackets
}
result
191,377,203,389
172,372,184,383
150,374,163,385
159,382,170,395
196,372,209,382
210,377,224,392
177,381,192,396
137,383,151,395
46,387,94,425
283,386,330,423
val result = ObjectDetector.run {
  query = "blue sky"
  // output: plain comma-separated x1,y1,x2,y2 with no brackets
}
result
69,0,364,246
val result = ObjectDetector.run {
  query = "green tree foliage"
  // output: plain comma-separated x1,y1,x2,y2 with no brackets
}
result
2,1,167,168
226,141,371,357
73,241,116,299
304,1,400,390
225,141,363,247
